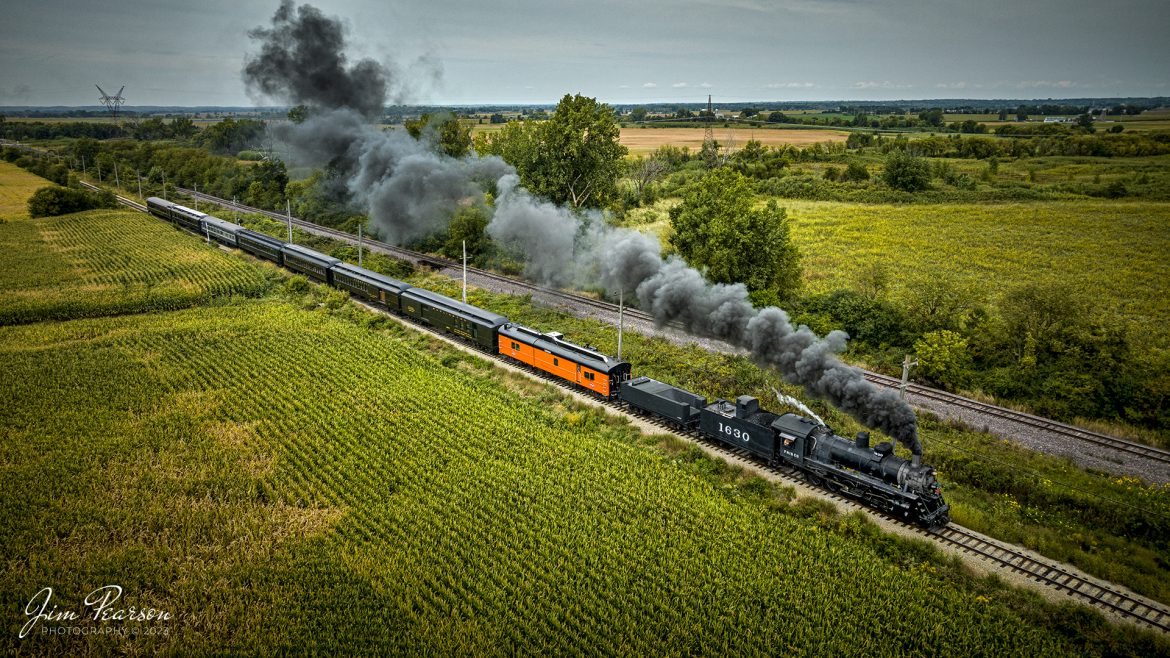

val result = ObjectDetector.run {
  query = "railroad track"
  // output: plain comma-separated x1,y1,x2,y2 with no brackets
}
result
174,186,1170,472
77,183,1170,633
79,180,147,212
932,524,1170,633
864,370,1170,467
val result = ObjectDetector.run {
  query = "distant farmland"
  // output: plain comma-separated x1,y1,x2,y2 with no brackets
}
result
619,127,849,156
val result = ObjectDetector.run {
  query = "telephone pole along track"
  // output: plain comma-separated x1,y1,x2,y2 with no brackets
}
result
89,183,1170,634
174,186,1170,483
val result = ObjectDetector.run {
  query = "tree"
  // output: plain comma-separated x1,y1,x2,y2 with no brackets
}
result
669,168,801,299
900,272,983,333
287,105,309,124
766,111,788,123
27,186,116,218
915,330,972,390
630,107,648,122
442,206,490,261
918,108,944,127
169,116,197,139
476,93,627,208
406,113,472,158
882,150,931,192
841,161,870,182
628,155,668,202
1076,113,1096,133
854,261,889,300
198,118,266,155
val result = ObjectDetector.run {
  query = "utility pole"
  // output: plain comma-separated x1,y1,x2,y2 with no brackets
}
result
358,223,364,267
81,156,86,178
286,200,293,243
900,354,918,400
193,184,198,211
462,240,468,303
136,169,142,199
617,288,624,361
232,197,238,224
113,161,120,189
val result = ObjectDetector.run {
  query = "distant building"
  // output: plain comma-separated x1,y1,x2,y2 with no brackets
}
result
1042,116,1070,124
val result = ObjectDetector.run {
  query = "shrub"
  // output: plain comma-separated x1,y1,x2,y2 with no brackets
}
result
27,186,117,218
883,150,931,192
842,161,870,182
914,330,972,390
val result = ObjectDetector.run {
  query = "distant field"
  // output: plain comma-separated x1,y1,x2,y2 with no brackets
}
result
0,160,50,219
0,209,273,324
4,116,232,126
784,199,1170,348
469,123,848,155
619,127,848,156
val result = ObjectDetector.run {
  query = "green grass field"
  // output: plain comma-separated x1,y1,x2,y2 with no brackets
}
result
0,160,51,220
784,199,1170,349
622,195,1170,351
2,208,1165,654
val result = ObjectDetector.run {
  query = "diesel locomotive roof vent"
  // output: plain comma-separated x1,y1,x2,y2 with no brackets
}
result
735,396,759,419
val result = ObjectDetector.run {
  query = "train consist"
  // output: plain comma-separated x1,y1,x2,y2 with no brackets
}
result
146,196,950,528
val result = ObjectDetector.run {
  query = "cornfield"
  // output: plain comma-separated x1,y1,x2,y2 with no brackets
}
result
0,209,274,325
0,298,1105,656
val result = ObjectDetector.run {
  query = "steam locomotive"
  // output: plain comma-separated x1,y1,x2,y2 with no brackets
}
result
146,196,949,528
621,378,950,527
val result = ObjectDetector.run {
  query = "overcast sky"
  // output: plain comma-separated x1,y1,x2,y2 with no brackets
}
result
2,0,1168,107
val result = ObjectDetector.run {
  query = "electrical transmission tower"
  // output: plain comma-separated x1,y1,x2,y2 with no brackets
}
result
95,85,126,119
702,94,715,151
701,94,723,168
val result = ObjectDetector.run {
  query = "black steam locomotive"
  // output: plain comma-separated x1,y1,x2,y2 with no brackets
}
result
621,377,950,528
145,195,949,528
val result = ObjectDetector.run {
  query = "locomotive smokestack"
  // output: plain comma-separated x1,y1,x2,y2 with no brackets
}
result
909,431,922,465
855,431,869,449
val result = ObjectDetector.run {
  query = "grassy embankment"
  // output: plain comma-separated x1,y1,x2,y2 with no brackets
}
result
2,206,1167,655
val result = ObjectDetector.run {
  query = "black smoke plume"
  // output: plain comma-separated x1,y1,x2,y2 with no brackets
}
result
244,0,387,119
242,2,920,450
243,3,511,244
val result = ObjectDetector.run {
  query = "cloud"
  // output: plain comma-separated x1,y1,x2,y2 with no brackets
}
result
699,82,712,88
618,84,630,89
672,82,687,88
935,81,968,89
642,82,657,88
765,82,815,89
853,80,912,90
1015,80,1081,89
